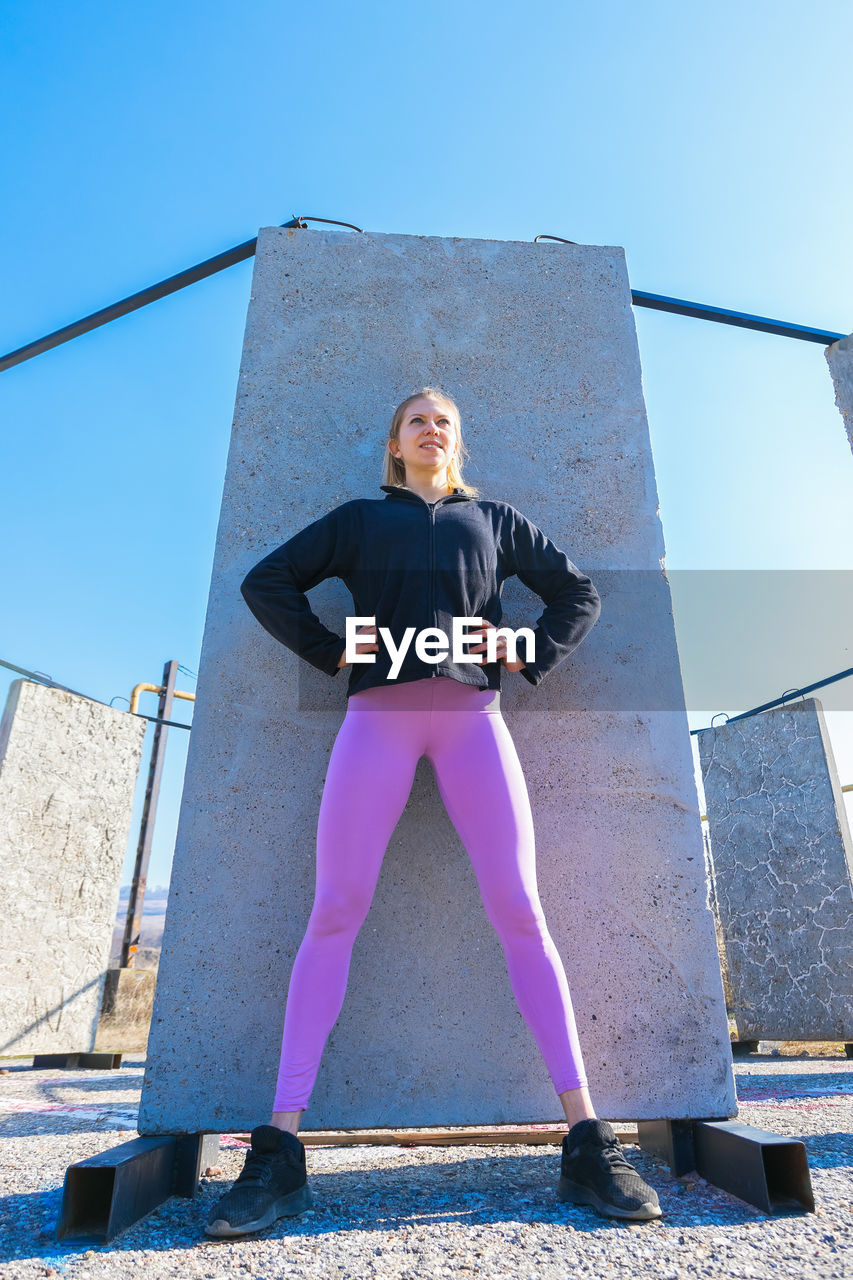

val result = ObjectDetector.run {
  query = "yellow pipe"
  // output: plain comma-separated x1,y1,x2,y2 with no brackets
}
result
129,682,196,715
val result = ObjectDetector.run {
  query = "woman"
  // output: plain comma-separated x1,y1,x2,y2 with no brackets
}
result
205,388,662,1238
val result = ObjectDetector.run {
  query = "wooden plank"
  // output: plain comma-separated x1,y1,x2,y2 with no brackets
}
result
232,1125,639,1147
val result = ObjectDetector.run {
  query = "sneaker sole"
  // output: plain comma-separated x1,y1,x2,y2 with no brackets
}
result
205,1182,314,1238
557,1175,662,1222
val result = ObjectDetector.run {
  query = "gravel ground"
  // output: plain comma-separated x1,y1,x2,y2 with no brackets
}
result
0,1053,851,1280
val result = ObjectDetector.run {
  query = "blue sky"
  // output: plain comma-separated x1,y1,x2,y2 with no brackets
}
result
2,0,852,887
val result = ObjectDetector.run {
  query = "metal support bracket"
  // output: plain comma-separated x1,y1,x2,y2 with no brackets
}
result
730,1039,760,1058
32,1053,122,1070
57,1132,220,1243
731,1039,853,1060
636,1118,815,1215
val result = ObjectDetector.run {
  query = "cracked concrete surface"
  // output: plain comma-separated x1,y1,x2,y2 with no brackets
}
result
697,698,853,1041
0,680,146,1056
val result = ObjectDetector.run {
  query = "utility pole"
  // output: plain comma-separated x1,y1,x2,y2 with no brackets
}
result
120,659,178,968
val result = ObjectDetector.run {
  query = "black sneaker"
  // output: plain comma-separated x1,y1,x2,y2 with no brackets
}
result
558,1118,662,1222
205,1125,313,1238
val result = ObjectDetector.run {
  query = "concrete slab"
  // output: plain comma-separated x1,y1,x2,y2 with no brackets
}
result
825,331,853,456
697,697,853,1041
0,680,146,1056
139,227,736,1132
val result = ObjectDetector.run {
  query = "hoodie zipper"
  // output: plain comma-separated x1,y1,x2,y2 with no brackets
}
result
428,504,437,676
380,487,472,681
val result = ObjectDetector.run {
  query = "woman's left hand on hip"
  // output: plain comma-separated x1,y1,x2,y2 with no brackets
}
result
466,618,527,672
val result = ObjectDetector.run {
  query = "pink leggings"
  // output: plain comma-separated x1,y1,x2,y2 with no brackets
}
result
273,675,588,1111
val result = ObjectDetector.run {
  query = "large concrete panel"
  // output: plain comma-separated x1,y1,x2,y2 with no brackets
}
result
139,227,736,1133
826,332,853,457
697,698,853,1040
0,680,146,1055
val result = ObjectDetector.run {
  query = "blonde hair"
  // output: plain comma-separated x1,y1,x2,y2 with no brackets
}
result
382,386,480,498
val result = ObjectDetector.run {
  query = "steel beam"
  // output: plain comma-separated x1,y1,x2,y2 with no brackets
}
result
629,290,844,344
57,1133,219,1243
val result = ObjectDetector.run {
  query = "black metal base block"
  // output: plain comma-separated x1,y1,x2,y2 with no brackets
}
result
730,1039,760,1058
731,1040,853,1059
32,1053,123,1070
57,1132,220,1243
637,1118,815,1215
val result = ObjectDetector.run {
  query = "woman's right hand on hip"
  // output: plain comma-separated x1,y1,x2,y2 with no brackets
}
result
337,620,379,668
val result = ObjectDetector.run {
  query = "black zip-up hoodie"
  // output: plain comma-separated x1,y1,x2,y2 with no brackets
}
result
240,484,601,697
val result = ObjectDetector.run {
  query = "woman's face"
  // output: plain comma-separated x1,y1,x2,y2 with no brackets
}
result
389,397,459,475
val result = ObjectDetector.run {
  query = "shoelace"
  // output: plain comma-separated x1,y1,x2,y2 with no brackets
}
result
235,1150,277,1187
596,1140,635,1173
569,1136,635,1172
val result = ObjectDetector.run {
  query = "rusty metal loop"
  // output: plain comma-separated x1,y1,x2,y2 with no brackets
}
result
286,216,364,233
534,234,578,245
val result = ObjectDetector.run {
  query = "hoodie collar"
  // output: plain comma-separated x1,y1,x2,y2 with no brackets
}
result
380,484,475,505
